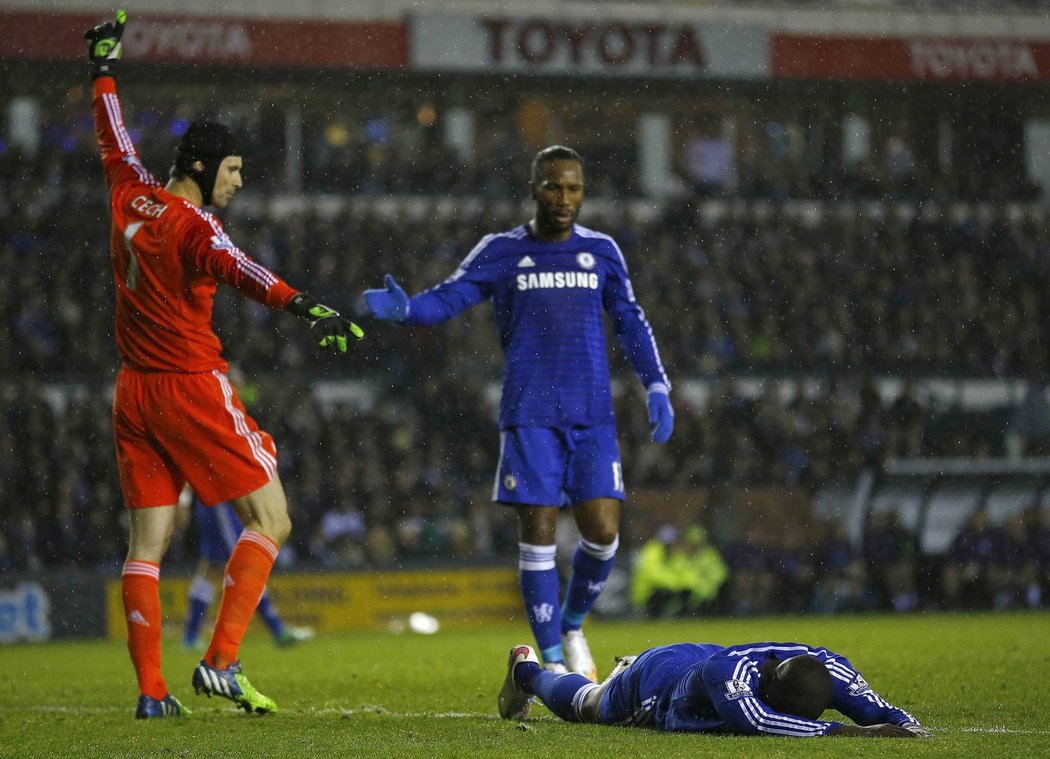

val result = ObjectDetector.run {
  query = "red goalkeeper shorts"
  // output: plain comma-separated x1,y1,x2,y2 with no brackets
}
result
113,367,278,508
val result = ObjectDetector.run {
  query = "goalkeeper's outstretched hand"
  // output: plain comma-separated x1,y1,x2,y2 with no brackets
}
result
646,387,674,444
85,9,126,79
287,293,365,353
363,274,409,321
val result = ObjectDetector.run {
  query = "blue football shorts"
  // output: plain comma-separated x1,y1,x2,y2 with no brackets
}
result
194,500,243,563
493,425,624,506
599,644,715,728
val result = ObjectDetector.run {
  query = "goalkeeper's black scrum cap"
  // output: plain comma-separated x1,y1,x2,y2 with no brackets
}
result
173,121,242,206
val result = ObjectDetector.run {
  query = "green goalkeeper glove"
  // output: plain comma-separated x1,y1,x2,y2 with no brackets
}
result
85,9,127,79
287,293,365,353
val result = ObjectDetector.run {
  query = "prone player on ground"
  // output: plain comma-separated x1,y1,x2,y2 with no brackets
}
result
363,146,673,679
85,11,363,719
499,640,934,739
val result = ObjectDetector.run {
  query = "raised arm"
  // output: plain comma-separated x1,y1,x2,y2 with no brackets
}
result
86,11,161,193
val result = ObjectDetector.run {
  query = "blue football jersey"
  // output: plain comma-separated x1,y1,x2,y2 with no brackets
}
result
404,223,670,428
601,641,920,736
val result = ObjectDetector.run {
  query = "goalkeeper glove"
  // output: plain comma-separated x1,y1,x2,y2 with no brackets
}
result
85,9,127,79
646,386,674,444
363,274,409,321
287,293,364,353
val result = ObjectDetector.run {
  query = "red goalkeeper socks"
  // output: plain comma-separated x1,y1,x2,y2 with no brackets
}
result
205,531,279,669
121,560,167,700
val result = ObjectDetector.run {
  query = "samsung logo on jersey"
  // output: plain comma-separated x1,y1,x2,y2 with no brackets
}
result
517,271,599,291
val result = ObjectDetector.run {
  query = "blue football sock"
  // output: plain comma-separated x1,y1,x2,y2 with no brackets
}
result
255,590,284,638
519,665,594,722
183,575,214,645
519,542,563,663
561,536,618,632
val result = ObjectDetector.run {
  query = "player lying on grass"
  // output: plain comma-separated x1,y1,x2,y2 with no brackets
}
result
499,641,933,738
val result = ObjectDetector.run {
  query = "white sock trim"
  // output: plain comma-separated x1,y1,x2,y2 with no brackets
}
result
572,682,601,721
519,542,557,571
579,535,619,561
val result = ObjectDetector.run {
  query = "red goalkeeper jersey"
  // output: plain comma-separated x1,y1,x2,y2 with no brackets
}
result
92,76,296,373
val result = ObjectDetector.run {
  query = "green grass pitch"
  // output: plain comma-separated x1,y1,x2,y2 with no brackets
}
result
0,612,1046,758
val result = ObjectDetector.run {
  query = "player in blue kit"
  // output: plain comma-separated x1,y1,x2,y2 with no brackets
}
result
363,146,673,679
498,641,933,738
179,490,314,649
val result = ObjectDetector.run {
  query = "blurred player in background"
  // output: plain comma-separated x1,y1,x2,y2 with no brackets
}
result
179,487,315,650
498,640,933,739
86,11,362,718
363,146,673,679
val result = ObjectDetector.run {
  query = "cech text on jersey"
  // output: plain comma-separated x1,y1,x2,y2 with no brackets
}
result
131,195,168,219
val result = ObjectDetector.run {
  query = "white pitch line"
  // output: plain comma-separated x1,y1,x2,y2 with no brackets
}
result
958,726,1050,735
0,705,503,720
2,707,1048,735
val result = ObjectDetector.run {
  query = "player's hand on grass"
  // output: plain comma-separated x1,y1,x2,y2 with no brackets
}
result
646,386,674,443
85,9,126,79
287,293,364,353
828,723,924,738
363,274,409,321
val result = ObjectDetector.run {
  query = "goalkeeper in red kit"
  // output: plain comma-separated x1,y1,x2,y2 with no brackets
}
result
85,11,363,719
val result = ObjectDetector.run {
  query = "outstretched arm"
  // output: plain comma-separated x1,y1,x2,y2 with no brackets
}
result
822,652,931,737
184,223,364,353
362,270,487,327
827,723,926,738
87,11,161,192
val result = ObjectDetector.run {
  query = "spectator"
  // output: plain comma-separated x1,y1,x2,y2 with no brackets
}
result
311,500,368,568
811,518,866,614
863,510,919,612
987,513,1038,610
1024,506,1050,607
941,509,998,610
630,525,728,617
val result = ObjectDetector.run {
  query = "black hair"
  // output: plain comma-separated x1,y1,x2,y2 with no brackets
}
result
170,121,242,206
762,655,834,720
530,145,583,183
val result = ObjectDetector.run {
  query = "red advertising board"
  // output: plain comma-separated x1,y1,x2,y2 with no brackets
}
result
0,11,407,69
774,33,1050,82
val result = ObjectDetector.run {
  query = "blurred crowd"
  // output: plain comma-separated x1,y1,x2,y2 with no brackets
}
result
630,504,1050,617
3,105,1050,625
6,146,1050,382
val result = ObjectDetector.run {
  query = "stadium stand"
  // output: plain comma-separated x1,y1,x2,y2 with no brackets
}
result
4,1,1050,619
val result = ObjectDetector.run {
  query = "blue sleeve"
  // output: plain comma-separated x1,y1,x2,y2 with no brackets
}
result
821,651,920,727
600,241,671,391
404,278,487,325
403,238,492,326
696,654,833,737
